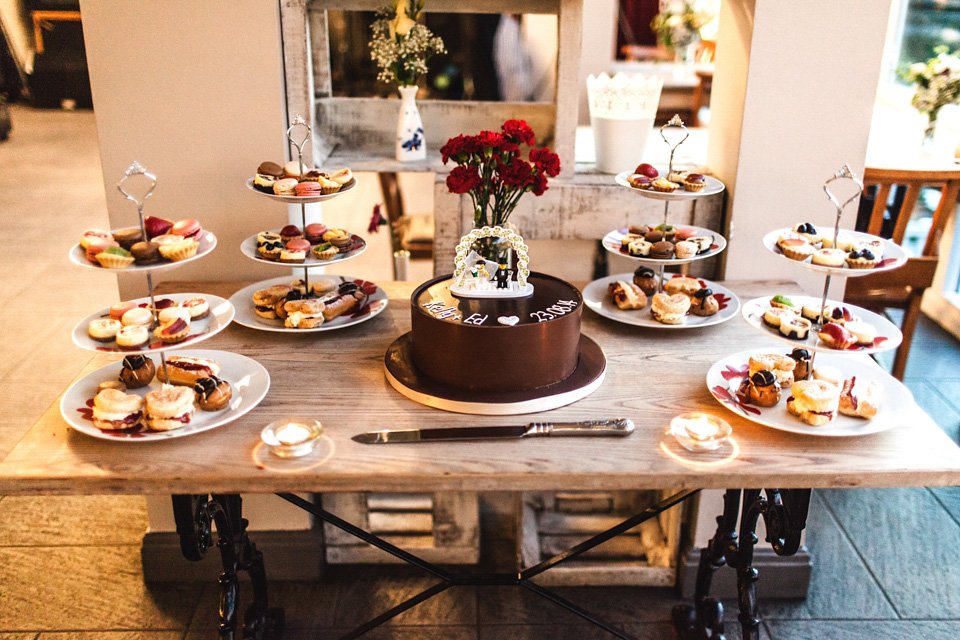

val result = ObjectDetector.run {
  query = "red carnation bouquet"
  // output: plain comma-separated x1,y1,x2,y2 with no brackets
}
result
441,120,561,230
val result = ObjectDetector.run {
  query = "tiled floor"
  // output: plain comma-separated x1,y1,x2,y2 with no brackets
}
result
4,105,960,638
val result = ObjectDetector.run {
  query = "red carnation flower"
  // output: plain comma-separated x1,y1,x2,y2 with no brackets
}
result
498,157,533,188
530,147,561,177
440,135,466,164
502,119,535,145
476,130,505,150
446,165,482,194
530,172,549,196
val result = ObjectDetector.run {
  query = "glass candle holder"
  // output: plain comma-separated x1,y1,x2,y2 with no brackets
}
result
669,412,731,452
261,418,323,458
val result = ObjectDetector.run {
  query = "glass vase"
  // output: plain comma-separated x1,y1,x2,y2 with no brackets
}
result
396,85,425,162
922,111,939,154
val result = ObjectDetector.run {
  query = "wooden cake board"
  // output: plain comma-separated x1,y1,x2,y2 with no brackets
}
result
383,333,606,415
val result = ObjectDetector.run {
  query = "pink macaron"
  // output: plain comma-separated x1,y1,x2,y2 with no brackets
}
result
304,223,328,244
109,300,137,320
295,181,323,197
171,218,202,240
286,238,311,252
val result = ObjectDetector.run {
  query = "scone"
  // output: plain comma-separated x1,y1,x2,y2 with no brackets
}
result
664,276,701,297
650,292,690,324
92,388,144,430
144,384,196,431
787,380,840,426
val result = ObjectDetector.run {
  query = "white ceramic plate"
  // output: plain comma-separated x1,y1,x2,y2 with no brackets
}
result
707,349,914,437
245,176,357,203
72,293,235,355
229,275,388,333
239,231,367,267
60,349,269,442
601,226,727,265
762,228,907,276
583,273,740,329
740,295,902,355
615,171,725,200
69,230,217,272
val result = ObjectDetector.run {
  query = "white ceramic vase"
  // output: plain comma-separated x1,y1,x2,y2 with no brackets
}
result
396,85,426,162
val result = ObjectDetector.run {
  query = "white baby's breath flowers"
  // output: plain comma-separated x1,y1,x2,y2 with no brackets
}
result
901,46,960,119
370,0,446,88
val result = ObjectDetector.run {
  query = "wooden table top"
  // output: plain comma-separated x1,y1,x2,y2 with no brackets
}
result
2,279,959,496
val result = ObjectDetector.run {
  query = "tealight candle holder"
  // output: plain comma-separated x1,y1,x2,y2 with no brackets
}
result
261,418,323,458
669,412,731,452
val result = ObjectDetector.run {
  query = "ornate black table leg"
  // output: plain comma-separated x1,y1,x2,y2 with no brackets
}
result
673,489,811,640
673,489,742,640
172,494,284,640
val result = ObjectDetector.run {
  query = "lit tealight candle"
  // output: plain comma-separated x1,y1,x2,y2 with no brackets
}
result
669,412,731,452
261,419,323,458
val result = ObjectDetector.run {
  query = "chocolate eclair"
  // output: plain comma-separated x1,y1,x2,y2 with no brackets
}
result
194,375,232,411
119,354,156,389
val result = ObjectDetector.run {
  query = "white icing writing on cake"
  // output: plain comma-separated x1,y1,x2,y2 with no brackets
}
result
422,301,462,321
530,299,578,323
463,313,488,325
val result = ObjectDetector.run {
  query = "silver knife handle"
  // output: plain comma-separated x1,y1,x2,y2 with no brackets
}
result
526,418,635,437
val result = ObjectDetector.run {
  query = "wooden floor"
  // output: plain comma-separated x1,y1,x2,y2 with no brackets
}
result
3,105,960,639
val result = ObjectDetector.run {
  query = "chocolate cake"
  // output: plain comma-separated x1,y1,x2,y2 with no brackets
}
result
410,272,583,392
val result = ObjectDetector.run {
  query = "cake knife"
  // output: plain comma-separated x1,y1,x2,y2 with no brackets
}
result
351,418,634,444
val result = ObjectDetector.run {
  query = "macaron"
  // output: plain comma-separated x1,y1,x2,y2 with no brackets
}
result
85,237,120,263
257,161,284,178
283,160,303,178
273,178,298,196
304,223,328,244
285,238,311,252
280,225,302,241
130,241,161,265
110,300,138,320
295,181,323,197
171,218,202,240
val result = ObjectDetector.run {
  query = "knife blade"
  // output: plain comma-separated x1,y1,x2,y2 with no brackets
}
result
351,419,634,444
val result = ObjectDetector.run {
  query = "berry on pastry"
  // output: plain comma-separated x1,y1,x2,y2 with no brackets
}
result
838,376,882,419
861,239,885,259
155,355,221,386
746,370,782,407
144,384,195,431
792,222,821,245
194,376,233,411
779,316,812,340
627,174,653,189
153,317,190,344
818,322,856,349
826,306,855,325
786,380,840,426
634,163,658,178
690,288,719,316
664,276,701,297
787,348,812,381
683,173,706,192
119,354,156,389
92,388,144,431
846,248,878,269
632,266,658,296
608,280,647,310
650,292,691,324
88,318,122,342
257,238,283,261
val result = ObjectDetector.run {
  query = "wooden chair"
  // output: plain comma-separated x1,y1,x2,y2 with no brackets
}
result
844,167,960,379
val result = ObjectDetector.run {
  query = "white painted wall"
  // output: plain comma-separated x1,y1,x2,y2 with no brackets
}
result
80,0,290,300
714,0,892,297
576,0,617,124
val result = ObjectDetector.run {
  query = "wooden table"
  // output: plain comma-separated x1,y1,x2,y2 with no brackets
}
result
2,279,959,640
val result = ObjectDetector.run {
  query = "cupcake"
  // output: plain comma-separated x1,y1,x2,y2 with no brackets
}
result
95,246,135,269
683,173,706,192
846,248,878,269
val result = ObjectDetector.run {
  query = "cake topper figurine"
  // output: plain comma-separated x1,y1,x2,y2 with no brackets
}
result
451,226,533,298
